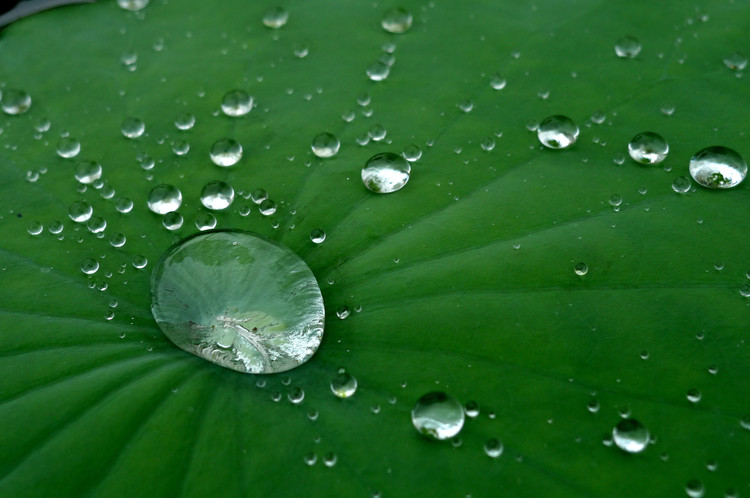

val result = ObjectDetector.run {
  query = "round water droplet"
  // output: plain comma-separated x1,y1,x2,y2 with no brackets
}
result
87,215,107,233
259,199,277,216
688,146,747,189
115,197,134,214
147,184,182,214
27,221,43,236
288,387,305,404
723,52,747,71
591,110,606,124
132,255,148,269
367,60,391,81
490,73,506,90
161,212,183,231
609,194,622,208
195,212,217,231
672,176,692,194
56,137,81,159
574,262,588,276
263,6,288,29
151,230,325,374
628,132,669,164
210,138,243,167
484,438,503,458
310,228,326,244
311,132,340,158
2,89,31,115
200,181,235,210
685,479,705,498
362,152,411,193
251,189,267,204
121,117,145,138
740,414,750,430
172,140,190,156
612,418,649,453
322,452,337,467
411,391,465,440
74,160,102,184
614,36,641,58
221,90,253,117
81,258,99,275
402,144,422,162
368,124,387,141
686,388,702,403
110,232,126,247
739,284,750,298
174,112,195,130
381,7,412,34
304,452,317,466
68,200,93,223
537,115,579,149
117,0,149,11
331,371,357,398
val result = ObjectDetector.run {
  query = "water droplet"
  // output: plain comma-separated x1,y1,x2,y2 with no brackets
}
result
2,89,31,115
86,215,107,233
587,398,600,413
480,137,495,152
402,144,422,162
706,460,718,472
368,124,387,141
152,230,324,373
311,132,340,158
739,284,750,298
259,199,277,216
147,184,182,214
221,90,253,117
310,228,326,244
174,112,195,130
661,103,675,116
411,391,465,440
200,181,235,210
293,42,309,58
614,36,641,58
172,140,190,156
74,160,102,184
195,212,217,231
121,117,145,138
685,479,705,498
537,115,579,149
609,194,622,208
263,6,289,29
251,189,267,204
27,221,43,236
723,52,747,71
672,176,692,194
161,212,182,231
56,137,81,159
303,452,317,466
591,110,606,124
628,132,669,164
288,387,305,404
115,197,134,214
484,438,503,458
362,152,411,193
81,258,99,275
686,388,701,403
464,400,479,418
574,262,588,276
117,0,148,11
490,73,506,90
132,255,148,269
612,418,649,453
458,99,474,113
110,232,126,247
322,452,337,467
331,371,357,398
336,305,350,320
381,7,412,34
367,60,391,81
739,414,750,430
210,138,243,167
68,200,93,223
689,146,747,189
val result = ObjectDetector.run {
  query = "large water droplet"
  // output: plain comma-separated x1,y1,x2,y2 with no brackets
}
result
411,391,465,440
151,230,325,374
381,7,413,34
121,117,145,138
200,181,235,210
74,160,103,184
614,36,641,58
537,115,579,149
628,132,669,164
221,90,253,117
147,184,182,214
612,418,649,453
263,6,289,29
688,146,747,189
1,89,31,115
362,152,411,193
311,132,340,158
210,138,243,167
330,371,357,398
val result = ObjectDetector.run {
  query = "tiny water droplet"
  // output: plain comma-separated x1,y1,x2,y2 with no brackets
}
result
739,414,750,430
336,305,350,320
147,184,182,214
121,117,145,138
411,391,465,440
490,73,506,90
464,400,479,418
591,110,606,124
117,0,149,11
263,6,289,29
172,140,190,156
628,132,669,164
210,138,243,167
303,452,317,466
362,152,411,193
614,36,641,58
537,115,579,149
311,132,340,158
686,388,701,403
672,176,692,194
331,371,357,398
612,418,649,453
689,146,747,189
221,90,253,117
322,452,337,467
381,7,412,34
288,387,305,404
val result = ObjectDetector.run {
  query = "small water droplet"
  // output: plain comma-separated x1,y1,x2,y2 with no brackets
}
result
411,391,465,440
591,110,606,124
587,398,600,413
368,124,387,141
689,146,747,189
115,197,134,214
672,176,692,194
537,115,579,149
614,36,641,58
117,0,148,11
263,6,289,29
362,152,411,193
86,215,107,233
686,388,701,403
612,418,649,453
310,228,326,244
195,212,217,231
27,221,43,236
2,89,31,115
381,7,412,34
685,479,705,498
109,232,126,247
322,452,337,467
303,452,317,466
288,387,305,404
221,90,253,117
251,189,268,204
210,138,243,167
311,132,340,158
163,211,184,231
336,305,350,320
464,400,479,418
174,112,195,130
484,438,503,458
739,414,750,430
68,200,93,223
402,144,422,162
74,160,102,184
367,60,391,81
609,194,622,208
574,262,588,276
56,137,81,158
628,132,669,164
490,73,506,90
259,199,277,216
723,52,747,71
147,184,182,214
121,117,145,138
81,258,99,275
330,371,357,398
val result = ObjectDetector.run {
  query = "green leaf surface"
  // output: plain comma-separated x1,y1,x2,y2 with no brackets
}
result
1,0,749,496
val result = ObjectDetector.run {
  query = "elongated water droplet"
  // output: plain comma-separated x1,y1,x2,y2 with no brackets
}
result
612,418,649,453
381,7,412,34
56,137,81,159
628,132,669,164
151,230,325,374
411,391,465,440
121,117,145,138
148,184,182,214
311,132,340,158
362,152,411,193
537,115,579,149
263,6,289,29
614,36,641,58
1,89,31,115
200,181,235,210
221,90,253,117
210,138,243,167
688,146,747,189
331,371,357,398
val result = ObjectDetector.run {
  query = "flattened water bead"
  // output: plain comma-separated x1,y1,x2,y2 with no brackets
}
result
200,180,235,210
628,132,669,164
362,152,411,193
148,184,182,214
1,89,31,115
263,6,289,29
612,418,649,453
381,7,412,34
221,89,253,117
210,138,243,167
614,36,641,58
411,391,465,440
150,230,325,374
688,146,747,189
121,117,145,138
537,115,579,149
311,132,340,158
